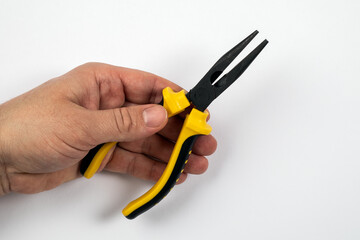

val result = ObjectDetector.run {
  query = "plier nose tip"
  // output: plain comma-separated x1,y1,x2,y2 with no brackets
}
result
188,31,268,111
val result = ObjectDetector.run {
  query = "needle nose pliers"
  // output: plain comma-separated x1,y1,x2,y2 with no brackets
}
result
80,30,268,219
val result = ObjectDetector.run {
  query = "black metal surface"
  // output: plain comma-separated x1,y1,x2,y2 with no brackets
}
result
187,30,268,111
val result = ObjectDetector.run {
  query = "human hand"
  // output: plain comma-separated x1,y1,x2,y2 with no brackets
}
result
0,63,217,196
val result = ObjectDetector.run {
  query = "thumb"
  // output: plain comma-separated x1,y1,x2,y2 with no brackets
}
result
85,104,168,143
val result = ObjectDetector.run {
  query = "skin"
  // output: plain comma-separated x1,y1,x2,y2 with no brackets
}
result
0,63,217,196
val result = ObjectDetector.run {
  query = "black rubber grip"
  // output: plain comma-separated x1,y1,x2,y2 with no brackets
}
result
79,143,105,175
125,135,199,219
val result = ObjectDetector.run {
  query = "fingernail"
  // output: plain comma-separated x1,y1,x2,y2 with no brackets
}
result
143,106,167,128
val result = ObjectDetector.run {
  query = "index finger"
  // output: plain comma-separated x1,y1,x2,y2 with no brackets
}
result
96,63,184,105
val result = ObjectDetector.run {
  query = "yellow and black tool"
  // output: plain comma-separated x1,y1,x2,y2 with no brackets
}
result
80,30,268,219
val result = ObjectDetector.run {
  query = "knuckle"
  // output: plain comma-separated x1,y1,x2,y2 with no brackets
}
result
8,174,37,194
113,108,138,134
148,161,158,181
126,157,136,176
0,164,11,195
149,88,163,104
80,62,100,69
141,138,152,154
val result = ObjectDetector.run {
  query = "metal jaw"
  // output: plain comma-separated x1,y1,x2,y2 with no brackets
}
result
187,30,268,111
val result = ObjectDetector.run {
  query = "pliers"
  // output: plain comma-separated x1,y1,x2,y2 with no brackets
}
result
80,30,268,219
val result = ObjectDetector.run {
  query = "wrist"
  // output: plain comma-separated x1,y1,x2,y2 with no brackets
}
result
0,104,10,196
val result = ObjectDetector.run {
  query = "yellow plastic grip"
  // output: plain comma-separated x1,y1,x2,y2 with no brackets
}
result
122,108,212,218
162,87,190,117
83,142,117,179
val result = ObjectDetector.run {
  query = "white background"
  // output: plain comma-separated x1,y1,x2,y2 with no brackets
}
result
1,0,360,239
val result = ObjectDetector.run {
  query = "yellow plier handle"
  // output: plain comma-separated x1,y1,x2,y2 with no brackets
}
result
79,87,212,219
